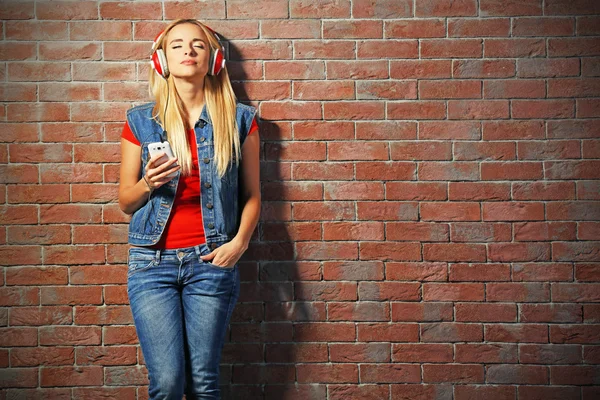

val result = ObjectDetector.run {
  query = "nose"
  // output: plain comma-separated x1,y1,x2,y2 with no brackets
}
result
185,45,197,56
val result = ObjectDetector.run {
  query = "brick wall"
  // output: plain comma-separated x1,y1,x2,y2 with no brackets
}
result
1,0,599,399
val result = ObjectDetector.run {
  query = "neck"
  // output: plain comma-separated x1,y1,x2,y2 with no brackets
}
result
172,76,205,113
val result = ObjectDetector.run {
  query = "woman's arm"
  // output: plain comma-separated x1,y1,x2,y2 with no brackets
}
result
118,139,152,215
232,131,261,251
118,138,179,215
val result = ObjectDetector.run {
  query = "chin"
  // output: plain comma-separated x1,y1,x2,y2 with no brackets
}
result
173,71,207,79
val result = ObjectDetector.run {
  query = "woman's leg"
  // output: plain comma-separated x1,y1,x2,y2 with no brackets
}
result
127,247,186,400
181,244,241,400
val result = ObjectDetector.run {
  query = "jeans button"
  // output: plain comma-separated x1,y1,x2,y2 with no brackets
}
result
177,251,184,257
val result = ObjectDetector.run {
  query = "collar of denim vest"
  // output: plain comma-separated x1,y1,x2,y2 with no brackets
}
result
148,101,211,128
195,103,211,127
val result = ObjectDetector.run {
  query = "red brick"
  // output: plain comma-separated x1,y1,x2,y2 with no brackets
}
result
449,17,510,37
387,222,448,241
386,262,447,281
456,303,517,322
294,80,354,100
488,282,550,302
489,243,551,262
359,80,417,99
423,283,484,301
391,141,452,160
452,60,516,78
487,364,548,384
449,182,510,201
323,20,382,39
423,363,484,383
353,0,412,18
514,222,576,241
448,99,509,119
483,79,546,99
520,304,583,323
450,263,510,281
324,100,386,119
421,202,480,221
323,221,383,241
361,160,418,184
328,302,389,322
261,20,321,39
392,343,453,362
357,323,419,342
358,40,418,59
357,201,418,220
386,19,446,39
41,365,104,387
360,282,421,302
515,16,575,36
424,243,487,262
483,202,545,221
294,40,355,59
360,363,421,383
36,1,97,20
392,61,451,81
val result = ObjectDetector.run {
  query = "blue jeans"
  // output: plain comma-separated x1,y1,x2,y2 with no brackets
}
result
126,243,240,400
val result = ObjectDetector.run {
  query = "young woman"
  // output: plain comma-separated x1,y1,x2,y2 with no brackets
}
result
118,19,260,399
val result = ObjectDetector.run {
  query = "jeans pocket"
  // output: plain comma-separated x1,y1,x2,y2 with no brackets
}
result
198,243,236,271
127,248,156,277
205,260,236,272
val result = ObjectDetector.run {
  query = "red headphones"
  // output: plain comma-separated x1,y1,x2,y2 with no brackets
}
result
150,22,226,79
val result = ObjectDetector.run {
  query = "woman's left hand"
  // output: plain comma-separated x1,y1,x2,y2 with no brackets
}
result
200,238,247,268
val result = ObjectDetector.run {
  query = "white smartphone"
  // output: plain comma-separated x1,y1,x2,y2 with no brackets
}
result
147,141,179,178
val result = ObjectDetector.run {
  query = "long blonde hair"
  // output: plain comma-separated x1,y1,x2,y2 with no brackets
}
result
148,19,240,179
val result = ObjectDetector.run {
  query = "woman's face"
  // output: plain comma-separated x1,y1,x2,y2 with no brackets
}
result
164,23,211,81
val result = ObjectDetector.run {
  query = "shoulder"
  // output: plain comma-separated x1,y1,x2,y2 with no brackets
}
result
126,101,155,118
235,101,257,119
125,101,157,142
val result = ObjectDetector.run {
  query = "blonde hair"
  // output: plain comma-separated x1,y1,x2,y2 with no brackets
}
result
148,18,240,179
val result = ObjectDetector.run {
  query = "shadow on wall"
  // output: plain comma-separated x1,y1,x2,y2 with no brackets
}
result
221,57,314,398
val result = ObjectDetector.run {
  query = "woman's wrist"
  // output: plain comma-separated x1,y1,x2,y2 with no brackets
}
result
142,175,153,192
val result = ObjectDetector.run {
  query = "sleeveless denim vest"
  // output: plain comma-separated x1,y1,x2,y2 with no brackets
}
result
125,101,257,250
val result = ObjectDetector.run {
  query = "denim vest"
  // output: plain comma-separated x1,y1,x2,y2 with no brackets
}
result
125,101,257,250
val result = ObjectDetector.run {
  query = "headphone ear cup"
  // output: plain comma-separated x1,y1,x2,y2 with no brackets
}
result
207,47,215,76
156,48,169,78
151,48,169,78
150,29,169,79
208,46,225,75
213,47,225,75
202,23,226,76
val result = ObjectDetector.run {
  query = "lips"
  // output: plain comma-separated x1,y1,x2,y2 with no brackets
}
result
181,60,197,65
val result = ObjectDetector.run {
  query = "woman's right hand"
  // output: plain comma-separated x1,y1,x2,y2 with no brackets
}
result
143,152,180,190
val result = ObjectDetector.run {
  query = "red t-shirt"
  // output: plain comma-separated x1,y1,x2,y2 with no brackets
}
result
122,117,258,249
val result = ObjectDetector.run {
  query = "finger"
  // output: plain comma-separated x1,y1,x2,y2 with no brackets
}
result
147,153,168,169
152,157,178,173
157,163,180,176
154,165,180,180
149,152,166,162
151,156,169,169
